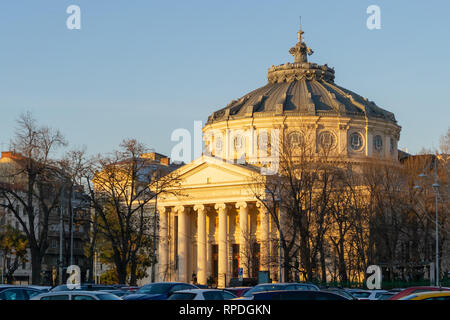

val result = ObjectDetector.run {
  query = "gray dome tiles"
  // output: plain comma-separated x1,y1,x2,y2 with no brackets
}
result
206,29,396,125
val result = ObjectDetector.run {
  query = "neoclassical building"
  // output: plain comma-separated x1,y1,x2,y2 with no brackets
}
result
155,28,401,288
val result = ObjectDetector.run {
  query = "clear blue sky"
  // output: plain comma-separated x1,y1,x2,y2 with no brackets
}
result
0,0,449,157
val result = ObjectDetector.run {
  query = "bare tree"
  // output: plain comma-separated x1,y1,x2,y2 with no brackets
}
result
0,112,66,284
85,139,181,285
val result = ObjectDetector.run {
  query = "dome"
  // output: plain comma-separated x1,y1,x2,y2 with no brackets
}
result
206,29,396,125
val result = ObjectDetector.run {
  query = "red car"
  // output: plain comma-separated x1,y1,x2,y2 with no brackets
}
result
388,286,450,300
224,287,251,297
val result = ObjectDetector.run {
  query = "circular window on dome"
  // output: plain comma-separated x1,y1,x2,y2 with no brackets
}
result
233,135,244,151
288,131,304,148
319,131,336,149
349,132,364,151
373,135,383,151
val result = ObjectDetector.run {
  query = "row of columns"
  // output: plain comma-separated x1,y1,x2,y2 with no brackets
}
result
158,202,271,288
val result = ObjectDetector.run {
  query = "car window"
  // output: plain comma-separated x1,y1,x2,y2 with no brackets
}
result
352,292,370,298
313,292,346,300
73,295,96,300
167,293,196,300
279,292,310,300
221,291,236,300
0,289,26,300
424,296,450,301
170,284,195,293
294,285,310,291
24,289,42,299
137,283,173,294
243,285,287,297
203,291,224,300
41,295,70,300
96,293,122,300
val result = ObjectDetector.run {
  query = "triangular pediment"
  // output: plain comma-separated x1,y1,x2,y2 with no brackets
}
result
174,156,260,187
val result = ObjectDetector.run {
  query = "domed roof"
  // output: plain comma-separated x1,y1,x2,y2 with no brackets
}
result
206,29,396,125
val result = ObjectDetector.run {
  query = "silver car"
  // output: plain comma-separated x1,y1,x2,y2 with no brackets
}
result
167,289,237,300
31,290,122,300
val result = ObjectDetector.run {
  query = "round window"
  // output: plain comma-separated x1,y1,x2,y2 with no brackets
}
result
349,132,364,151
319,131,336,149
373,135,383,151
288,131,304,148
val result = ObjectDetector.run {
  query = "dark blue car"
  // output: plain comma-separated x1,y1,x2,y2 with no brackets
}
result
123,282,198,300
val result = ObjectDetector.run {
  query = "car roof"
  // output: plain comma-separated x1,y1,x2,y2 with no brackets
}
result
406,291,450,298
39,290,107,295
174,289,227,293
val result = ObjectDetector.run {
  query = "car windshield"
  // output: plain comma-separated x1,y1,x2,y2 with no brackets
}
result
137,283,173,294
96,293,122,300
352,292,371,298
378,293,394,300
243,285,289,297
51,285,85,292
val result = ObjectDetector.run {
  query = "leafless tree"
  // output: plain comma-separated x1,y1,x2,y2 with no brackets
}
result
0,112,66,284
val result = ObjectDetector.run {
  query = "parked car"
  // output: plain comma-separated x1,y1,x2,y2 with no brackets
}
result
224,287,251,297
31,290,122,300
250,290,350,300
168,289,237,300
99,289,131,298
237,283,320,300
26,285,52,292
50,283,116,292
399,291,450,301
123,282,198,300
321,287,357,300
347,289,387,300
388,286,450,300
0,285,45,300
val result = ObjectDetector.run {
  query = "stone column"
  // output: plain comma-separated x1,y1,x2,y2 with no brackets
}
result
236,202,249,278
257,202,270,271
158,207,169,281
215,203,228,288
194,204,207,285
175,205,188,282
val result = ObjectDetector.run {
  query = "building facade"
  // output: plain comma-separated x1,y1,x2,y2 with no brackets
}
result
156,28,402,288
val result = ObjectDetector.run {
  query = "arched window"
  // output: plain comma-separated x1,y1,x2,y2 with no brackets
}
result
390,137,396,154
288,131,304,148
373,135,383,151
233,135,244,151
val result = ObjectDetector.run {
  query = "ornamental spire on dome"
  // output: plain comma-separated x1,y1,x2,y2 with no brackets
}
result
289,27,314,63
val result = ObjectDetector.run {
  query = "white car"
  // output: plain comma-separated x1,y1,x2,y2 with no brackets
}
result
347,289,387,300
167,289,237,300
30,290,122,300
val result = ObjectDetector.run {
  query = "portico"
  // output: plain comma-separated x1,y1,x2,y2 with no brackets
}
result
156,156,274,288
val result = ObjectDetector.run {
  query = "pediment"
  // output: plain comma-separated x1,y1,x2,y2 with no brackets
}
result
175,156,259,187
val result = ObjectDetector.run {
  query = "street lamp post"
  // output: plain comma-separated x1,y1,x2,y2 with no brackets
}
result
432,156,440,287
415,156,440,287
